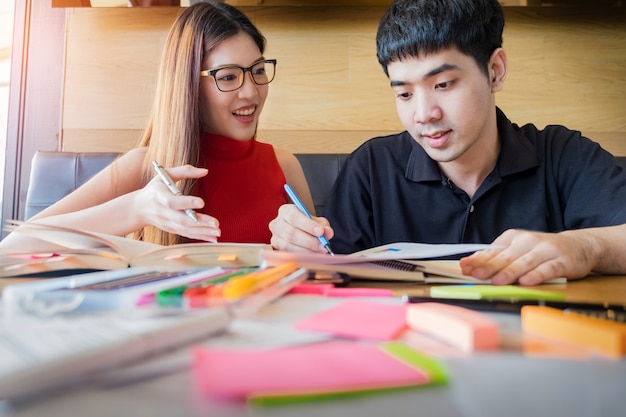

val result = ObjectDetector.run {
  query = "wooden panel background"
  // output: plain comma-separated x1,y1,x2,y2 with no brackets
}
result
61,5,626,155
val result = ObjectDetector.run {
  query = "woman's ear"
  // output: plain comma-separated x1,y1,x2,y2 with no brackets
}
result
489,48,508,93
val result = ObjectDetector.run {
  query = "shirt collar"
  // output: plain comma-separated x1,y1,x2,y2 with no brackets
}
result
495,107,538,176
405,107,538,183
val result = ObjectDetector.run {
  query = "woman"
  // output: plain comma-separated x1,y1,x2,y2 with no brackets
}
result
4,1,313,247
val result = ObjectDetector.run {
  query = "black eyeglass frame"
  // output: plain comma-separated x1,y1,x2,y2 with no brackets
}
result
199,59,277,92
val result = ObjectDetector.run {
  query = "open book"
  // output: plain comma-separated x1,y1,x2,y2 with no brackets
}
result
263,243,566,285
0,221,267,277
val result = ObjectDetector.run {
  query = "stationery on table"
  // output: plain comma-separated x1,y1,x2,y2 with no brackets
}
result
264,243,566,284
191,290,447,405
1,220,267,277
203,262,310,317
294,299,408,341
220,262,301,300
405,302,500,352
428,285,566,301
0,260,309,401
289,280,394,297
193,340,447,405
321,287,395,298
521,306,626,357
155,268,256,308
0,306,231,401
305,270,351,286
2,266,227,315
3,263,308,317
405,293,625,323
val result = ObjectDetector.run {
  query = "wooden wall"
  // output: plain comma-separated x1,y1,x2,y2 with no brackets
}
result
61,5,626,155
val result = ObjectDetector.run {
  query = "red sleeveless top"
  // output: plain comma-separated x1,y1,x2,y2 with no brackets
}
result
194,133,287,244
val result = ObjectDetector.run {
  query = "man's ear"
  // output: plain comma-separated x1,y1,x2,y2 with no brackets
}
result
489,48,507,92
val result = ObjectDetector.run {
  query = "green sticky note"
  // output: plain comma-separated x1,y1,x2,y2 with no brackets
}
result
430,285,565,301
379,341,449,386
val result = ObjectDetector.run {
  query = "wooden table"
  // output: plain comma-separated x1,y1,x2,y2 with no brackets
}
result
350,274,626,304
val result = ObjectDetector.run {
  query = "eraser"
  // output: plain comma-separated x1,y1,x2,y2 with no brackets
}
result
521,306,626,357
406,302,499,352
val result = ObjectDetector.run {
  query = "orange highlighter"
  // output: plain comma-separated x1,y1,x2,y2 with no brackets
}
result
221,262,301,301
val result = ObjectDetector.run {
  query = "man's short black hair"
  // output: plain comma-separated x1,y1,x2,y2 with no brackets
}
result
376,0,505,77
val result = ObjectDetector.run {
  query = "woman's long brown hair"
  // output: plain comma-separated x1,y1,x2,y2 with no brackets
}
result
133,1,266,245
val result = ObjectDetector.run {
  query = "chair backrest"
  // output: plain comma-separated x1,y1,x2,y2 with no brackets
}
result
24,151,121,220
294,153,349,216
23,151,626,221
23,151,350,220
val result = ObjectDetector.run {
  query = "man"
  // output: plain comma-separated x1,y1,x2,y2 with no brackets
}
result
270,0,626,285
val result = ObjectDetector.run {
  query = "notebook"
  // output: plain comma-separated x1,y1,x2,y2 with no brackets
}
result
0,306,230,401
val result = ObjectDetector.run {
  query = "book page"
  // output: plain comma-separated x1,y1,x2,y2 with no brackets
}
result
131,242,268,268
263,242,494,266
4,220,163,263
349,242,495,259
0,253,130,278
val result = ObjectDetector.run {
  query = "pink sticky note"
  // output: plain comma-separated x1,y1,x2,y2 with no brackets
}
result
193,340,429,400
288,283,334,295
295,299,407,341
324,287,394,298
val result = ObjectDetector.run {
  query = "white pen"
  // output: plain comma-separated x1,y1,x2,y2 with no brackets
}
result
152,161,200,224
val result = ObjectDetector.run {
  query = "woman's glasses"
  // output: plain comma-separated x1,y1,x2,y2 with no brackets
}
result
200,59,277,92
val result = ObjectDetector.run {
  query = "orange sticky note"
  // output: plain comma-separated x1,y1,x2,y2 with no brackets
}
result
521,306,626,358
406,302,499,352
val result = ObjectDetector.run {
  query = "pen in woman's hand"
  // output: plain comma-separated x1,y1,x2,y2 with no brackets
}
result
152,161,200,224
284,183,334,255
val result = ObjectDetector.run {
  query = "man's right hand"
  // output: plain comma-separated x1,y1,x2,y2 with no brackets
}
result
269,204,334,253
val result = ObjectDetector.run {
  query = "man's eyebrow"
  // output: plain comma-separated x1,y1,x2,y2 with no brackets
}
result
390,63,460,87
425,63,459,78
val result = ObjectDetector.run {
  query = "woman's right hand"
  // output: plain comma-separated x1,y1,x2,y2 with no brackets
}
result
135,164,221,242
269,204,334,253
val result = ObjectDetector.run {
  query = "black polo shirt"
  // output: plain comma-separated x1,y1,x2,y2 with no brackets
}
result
324,108,626,254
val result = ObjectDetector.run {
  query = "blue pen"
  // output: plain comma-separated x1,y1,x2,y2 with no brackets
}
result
284,183,334,255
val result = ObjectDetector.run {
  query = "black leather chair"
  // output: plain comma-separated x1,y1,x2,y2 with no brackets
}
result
24,151,121,220
23,150,626,220
295,153,349,216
